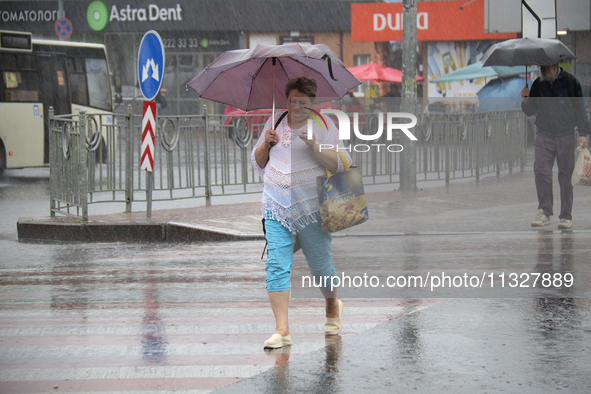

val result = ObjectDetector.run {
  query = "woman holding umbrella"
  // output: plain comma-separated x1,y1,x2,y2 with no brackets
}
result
252,77,351,349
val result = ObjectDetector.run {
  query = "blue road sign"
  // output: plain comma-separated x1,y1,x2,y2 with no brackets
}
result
138,31,165,101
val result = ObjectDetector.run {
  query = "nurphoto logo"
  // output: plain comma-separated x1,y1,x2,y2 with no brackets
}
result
307,109,417,153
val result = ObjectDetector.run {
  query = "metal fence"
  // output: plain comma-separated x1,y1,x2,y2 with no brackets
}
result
49,106,527,221
347,110,526,186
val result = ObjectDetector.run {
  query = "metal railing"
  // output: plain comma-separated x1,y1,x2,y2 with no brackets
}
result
347,110,526,186
49,106,527,221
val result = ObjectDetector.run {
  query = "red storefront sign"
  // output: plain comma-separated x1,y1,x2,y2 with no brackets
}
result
351,0,517,42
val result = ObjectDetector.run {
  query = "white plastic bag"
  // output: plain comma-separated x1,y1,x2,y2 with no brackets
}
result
571,145,591,186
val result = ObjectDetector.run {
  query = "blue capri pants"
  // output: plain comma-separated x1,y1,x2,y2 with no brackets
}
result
264,212,336,293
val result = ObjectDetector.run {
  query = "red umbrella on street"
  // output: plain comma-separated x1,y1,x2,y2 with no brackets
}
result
348,63,425,83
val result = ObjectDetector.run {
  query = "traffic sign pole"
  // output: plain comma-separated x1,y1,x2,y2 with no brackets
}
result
147,171,153,218
141,101,156,218
137,30,165,218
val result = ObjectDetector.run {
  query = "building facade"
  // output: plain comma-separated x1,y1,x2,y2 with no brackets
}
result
0,0,375,115
2,0,589,114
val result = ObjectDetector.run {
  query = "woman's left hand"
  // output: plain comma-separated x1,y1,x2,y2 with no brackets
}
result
299,131,319,154
299,130,339,172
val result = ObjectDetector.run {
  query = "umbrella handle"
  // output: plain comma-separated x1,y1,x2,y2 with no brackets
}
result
271,58,276,146
525,65,528,88
272,58,276,128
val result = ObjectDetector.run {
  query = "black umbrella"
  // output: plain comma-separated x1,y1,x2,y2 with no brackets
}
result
480,38,575,87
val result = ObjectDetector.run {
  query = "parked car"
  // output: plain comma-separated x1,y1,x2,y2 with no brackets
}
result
223,108,277,142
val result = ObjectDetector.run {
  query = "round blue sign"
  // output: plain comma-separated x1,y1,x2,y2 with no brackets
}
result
137,31,165,101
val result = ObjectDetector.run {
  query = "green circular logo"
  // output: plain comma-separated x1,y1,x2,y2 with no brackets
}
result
87,1,109,31
200,38,209,48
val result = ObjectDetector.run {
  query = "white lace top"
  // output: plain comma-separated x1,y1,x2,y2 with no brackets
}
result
251,112,352,233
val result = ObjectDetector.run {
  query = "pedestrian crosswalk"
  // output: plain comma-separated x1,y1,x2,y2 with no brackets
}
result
0,241,437,393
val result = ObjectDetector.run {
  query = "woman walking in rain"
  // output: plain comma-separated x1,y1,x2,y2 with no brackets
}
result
252,77,350,349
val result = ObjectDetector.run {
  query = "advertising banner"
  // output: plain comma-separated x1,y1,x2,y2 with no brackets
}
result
352,0,517,42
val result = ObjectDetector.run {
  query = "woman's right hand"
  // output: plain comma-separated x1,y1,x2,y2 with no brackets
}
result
266,128,278,147
255,128,277,168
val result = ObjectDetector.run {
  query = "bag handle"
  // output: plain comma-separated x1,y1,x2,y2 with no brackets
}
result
325,150,349,176
274,111,288,129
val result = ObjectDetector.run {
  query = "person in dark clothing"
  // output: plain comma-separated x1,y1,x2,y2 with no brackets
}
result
155,88,167,111
380,84,401,112
521,64,589,229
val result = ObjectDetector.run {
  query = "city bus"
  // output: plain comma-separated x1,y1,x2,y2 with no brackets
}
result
0,30,119,175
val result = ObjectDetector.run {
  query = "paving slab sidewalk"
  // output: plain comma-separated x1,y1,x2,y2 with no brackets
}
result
16,168,591,243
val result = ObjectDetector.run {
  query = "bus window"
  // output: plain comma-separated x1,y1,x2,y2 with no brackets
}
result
1,52,40,102
19,54,36,70
86,58,111,111
2,54,17,68
68,57,89,107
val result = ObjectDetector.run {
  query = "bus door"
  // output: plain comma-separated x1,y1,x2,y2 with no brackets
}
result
36,52,71,163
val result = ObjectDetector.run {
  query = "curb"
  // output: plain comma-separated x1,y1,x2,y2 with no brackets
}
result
17,218,265,243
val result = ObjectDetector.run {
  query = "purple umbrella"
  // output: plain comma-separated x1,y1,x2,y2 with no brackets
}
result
187,43,360,124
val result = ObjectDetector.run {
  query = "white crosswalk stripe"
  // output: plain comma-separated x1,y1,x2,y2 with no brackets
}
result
0,241,435,393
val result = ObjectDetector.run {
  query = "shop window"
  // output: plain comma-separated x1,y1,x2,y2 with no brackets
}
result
353,54,370,96
249,35,277,48
179,54,201,99
163,55,178,99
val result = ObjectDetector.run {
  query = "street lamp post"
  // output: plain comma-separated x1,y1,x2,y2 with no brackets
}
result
399,0,418,192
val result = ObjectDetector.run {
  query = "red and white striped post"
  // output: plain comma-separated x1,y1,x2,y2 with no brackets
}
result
141,101,156,217
141,101,156,171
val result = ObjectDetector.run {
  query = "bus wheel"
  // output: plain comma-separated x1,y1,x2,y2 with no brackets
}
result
0,145,6,177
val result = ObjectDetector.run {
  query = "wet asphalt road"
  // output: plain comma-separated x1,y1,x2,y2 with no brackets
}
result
1,168,591,393
219,297,591,394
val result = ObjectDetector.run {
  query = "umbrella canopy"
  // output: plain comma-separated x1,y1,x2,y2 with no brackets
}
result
187,43,360,111
477,76,532,112
348,63,424,83
431,61,529,83
480,38,575,67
